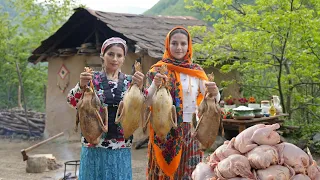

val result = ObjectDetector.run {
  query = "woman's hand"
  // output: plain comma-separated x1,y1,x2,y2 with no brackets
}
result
80,72,92,88
132,71,145,88
153,73,167,87
205,81,219,96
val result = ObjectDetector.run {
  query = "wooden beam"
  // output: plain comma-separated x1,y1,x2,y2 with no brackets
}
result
34,55,47,64
33,18,92,64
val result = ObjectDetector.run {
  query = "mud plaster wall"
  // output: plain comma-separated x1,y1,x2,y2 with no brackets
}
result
44,54,239,142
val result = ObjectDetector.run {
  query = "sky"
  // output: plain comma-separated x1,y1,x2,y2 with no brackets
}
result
78,0,160,14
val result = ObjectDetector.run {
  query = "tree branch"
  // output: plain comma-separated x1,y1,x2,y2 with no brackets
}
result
235,0,247,15
218,46,283,67
241,84,279,90
230,4,246,15
222,45,280,58
290,106,306,113
289,82,320,91
289,103,320,114
307,41,320,61
240,86,274,97
296,0,304,10
308,110,320,121
290,0,294,11
271,41,282,63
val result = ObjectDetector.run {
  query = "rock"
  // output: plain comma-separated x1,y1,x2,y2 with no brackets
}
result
313,133,320,143
308,144,318,154
29,137,36,141
11,133,17,139
296,139,308,150
21,135,29,140
210,136,227,151
280,135,287,143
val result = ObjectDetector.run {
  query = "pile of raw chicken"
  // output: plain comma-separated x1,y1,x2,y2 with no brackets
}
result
192,123,320,180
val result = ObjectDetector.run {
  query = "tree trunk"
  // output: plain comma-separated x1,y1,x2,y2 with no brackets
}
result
7,85,11,108
18,85,23,109
277,62,286,113
15,61,32,136
284,63,292,118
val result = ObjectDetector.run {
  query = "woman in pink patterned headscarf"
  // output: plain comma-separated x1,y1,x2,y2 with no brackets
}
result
67,37,145,180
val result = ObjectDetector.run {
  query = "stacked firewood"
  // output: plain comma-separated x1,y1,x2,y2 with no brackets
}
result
0,108,45,136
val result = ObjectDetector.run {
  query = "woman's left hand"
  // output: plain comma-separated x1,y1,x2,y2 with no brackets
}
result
132,71,145,88
205,81,219,96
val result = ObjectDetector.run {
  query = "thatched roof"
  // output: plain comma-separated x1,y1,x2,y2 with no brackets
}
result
28,7,206,64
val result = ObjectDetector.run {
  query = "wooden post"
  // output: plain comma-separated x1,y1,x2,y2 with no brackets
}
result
238,124,246,133
95,25,100,45
44,84,46,109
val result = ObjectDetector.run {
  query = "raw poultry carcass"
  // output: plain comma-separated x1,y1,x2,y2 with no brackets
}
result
76,67,108,145
143,64,177,141
291,174,311,180
234,124,265,153
307,160,320,180
207,178,251,180
214,154,255,179
193,123,320,180
234,123,281,153
246,145,278,169
192,162,216,180
275,142,310,174
251,123,281,145
191,72,221,150
254,165,295,180
208,138,241,165
115,61,145,139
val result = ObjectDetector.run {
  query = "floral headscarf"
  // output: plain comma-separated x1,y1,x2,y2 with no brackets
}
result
100,37,128,56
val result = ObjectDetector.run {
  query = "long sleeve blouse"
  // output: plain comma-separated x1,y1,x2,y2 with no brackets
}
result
67,71,134,149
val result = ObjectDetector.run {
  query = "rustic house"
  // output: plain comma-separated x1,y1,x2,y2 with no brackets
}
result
28,7,240,140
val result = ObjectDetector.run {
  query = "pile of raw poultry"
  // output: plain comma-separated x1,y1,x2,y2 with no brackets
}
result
192,123,320,180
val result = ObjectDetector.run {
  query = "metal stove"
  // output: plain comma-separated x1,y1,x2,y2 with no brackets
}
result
62,160,80,180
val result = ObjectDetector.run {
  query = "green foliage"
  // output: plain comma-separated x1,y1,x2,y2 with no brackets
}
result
187,0,320,123
0,0,79,112
144,0,218,22
0,0,16,17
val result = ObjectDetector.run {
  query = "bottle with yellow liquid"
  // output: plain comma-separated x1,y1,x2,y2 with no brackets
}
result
269,100,276,116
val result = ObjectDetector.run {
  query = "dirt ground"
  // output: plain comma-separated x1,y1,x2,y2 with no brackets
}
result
0,138,148,180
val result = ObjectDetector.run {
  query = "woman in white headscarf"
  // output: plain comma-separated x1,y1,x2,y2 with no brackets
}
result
67,37,144,180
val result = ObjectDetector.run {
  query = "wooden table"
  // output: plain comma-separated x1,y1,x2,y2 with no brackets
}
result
222,114,289,133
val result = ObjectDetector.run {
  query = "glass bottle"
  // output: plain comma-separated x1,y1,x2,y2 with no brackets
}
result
269,100,276,116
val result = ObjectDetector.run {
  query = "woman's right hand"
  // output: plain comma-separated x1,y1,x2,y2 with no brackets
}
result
153,73,167,87
80,72,92,88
